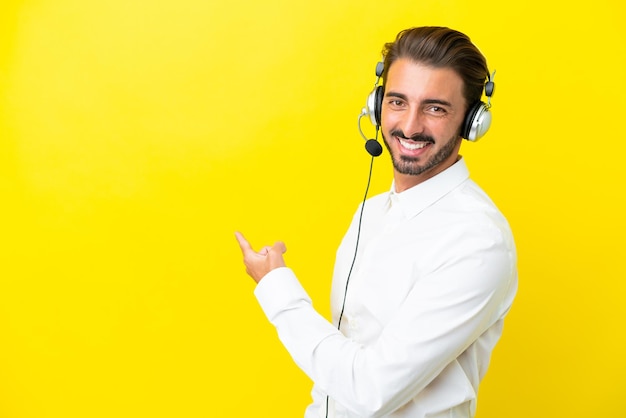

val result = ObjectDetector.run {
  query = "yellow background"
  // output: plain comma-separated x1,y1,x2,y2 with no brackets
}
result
1,0,625,417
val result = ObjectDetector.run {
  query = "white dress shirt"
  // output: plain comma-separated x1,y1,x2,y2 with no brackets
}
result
254,158,517,418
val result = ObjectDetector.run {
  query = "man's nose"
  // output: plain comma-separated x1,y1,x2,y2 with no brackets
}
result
400,110,425,138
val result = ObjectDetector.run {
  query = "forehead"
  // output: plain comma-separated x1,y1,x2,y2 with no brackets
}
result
385,58,465,103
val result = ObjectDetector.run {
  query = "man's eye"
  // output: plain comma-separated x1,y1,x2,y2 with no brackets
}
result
429,106,446,114
389,100,404,107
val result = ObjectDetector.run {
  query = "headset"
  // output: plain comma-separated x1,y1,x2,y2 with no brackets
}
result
359,61,496,155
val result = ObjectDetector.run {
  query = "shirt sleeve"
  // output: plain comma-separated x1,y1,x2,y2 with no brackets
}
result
254,266,348,368
254,234,516,417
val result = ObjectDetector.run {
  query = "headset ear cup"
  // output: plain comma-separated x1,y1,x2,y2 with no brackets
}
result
374,85,384,126
366,85,384,126
462,102,491,141
462,103,480,140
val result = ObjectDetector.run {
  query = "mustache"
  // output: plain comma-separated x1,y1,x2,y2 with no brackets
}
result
390,129,435,143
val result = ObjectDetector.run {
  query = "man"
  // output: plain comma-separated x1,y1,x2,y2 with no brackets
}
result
235,26,517,418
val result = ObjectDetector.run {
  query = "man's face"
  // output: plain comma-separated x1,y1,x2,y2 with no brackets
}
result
381,58,467,192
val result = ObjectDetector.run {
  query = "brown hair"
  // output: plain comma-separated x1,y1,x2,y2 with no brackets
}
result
382,26,489,107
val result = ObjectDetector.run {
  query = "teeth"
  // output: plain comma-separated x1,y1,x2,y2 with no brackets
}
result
399,138,429,150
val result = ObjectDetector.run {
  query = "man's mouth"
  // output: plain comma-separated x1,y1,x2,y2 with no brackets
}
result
390,130,435,152
398,138,430,150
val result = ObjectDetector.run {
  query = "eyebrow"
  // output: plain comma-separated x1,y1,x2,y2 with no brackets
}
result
385,91,453,107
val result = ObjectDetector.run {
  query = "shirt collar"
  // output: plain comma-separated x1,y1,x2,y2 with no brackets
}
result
388,157,470,219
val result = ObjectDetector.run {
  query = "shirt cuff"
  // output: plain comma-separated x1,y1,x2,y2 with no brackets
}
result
253,267,312,322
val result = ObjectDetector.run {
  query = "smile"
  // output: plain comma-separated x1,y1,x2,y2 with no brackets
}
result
398,138,430,150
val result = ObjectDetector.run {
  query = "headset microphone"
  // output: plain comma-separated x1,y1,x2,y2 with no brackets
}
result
365,138,383,157
358,107,383,157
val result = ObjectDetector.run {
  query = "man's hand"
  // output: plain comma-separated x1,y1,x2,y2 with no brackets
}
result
234,231,287,283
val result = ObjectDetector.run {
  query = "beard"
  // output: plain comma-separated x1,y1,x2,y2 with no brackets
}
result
382,130,461,176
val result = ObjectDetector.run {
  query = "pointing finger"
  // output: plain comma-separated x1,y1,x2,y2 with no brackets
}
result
234,231,253,254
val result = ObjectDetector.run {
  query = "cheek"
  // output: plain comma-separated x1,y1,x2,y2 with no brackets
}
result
449,118,466,138
433,116,464,138
380,109,401,130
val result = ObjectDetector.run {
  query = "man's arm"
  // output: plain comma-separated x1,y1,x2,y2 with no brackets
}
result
235,230,516,417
